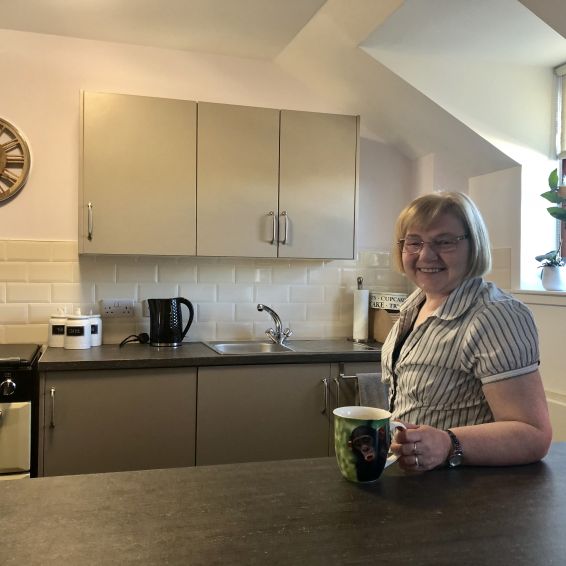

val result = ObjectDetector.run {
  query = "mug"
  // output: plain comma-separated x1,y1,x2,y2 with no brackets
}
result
333,406,404,483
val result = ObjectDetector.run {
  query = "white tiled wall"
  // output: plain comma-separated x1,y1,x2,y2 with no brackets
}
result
0,240,512,345
0,240,408,344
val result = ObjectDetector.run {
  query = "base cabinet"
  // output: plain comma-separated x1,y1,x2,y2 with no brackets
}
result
196,364,331,465
41,368,196,477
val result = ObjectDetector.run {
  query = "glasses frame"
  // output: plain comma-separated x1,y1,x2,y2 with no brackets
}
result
398,234,469,255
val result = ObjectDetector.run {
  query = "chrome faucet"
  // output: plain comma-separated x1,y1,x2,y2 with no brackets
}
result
257,304,292,345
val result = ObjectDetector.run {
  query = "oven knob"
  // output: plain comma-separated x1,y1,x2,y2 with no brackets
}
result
0,379,16,396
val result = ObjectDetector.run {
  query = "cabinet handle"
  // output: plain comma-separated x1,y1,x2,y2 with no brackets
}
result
269,211,276,245
50,387,56,428
334,377,341,408
280,210,288,245
321,378,329,414
87,202,93,241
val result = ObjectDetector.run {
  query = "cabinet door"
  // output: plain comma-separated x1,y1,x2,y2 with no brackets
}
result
197,102,280,257
197,364,330,465
80,92,197,255
43,368,196,476
279,110,359,259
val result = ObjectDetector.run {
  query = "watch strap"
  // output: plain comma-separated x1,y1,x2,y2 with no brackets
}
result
446,429,464,467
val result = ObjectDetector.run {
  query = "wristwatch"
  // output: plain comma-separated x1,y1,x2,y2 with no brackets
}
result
446,429,464,468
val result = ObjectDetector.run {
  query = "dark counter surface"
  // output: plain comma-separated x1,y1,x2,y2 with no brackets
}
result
38,339,381,371
2,444,565,565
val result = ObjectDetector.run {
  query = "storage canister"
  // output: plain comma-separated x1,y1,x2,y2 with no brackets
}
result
64,314,92,350
48,315,66,348
90,314,102,347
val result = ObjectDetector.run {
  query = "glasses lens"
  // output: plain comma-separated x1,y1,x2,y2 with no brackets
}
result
402,239,422,254
433,238,457,252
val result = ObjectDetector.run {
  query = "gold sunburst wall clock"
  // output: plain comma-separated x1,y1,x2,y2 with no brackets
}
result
0,117,31,203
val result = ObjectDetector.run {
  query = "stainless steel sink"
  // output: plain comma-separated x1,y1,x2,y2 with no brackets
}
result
204,341,294,355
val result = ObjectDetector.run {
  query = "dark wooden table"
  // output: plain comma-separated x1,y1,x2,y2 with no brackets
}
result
2,444,566,565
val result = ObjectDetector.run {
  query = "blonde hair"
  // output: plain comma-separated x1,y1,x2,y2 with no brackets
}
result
392,192,492,278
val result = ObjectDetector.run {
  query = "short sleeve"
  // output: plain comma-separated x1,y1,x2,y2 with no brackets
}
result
460,299,539,385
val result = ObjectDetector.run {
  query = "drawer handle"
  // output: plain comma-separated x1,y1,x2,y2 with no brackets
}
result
321,378,328,415
50,387,56,428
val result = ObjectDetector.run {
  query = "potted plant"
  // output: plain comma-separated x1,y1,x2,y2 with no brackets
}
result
537,168,566,290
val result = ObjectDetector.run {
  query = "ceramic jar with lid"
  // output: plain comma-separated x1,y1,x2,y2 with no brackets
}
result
48,315,67,348
64,314,92,349
89,314,102,347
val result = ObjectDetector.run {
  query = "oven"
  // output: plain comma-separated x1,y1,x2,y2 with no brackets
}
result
0,344,41,479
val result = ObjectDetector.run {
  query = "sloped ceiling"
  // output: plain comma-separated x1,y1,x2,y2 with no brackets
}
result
3,0,564,178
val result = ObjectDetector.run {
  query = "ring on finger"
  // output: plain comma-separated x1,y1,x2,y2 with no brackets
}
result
413,442,418,455
415,455,420,468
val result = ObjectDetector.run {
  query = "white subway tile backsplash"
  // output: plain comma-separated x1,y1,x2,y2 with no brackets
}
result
95,283,138,301
29,262,74,283
308,266,341,285
6,241,51,261
307,303,341,321
197,262,235,283
158,258,197,283
51,241,79,261
255,285,289,303
235,266,272,284
138,283,179,301
117,258,158,283
272,265,308,284
78,257,116,282
3,324,48,344
290,286,324,303
7,283,51,303
198,303,235,323
52,283,95,304
29,304,72,323
0,239,407,344
179,283,216,302
218,284,254,303
216,322,254,341
187,322,215,342
0,304,28,323
0,263,27,281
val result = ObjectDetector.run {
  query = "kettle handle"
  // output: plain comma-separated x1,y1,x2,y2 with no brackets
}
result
178,298,195,340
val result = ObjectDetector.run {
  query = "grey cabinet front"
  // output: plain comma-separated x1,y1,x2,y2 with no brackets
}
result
80,92,197,255
197,364,331,465
42,368,196,476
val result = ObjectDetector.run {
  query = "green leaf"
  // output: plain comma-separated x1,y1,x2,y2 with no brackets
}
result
549,168,559,190
541,190,564,203
547,206,566,221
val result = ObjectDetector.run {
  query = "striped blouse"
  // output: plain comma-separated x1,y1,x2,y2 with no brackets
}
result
380,277,539,430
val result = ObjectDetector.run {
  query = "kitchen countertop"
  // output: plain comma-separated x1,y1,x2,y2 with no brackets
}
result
38,339,380,371
2,443,565,565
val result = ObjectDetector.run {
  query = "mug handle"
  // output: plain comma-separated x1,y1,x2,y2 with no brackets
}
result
385,420,406,468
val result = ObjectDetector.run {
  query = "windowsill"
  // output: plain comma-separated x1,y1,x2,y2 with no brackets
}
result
512,289,566,306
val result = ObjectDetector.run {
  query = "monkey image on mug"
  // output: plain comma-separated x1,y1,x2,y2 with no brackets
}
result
333,406,404,483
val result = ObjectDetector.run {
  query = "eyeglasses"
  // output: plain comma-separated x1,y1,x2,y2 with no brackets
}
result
398,234,469,255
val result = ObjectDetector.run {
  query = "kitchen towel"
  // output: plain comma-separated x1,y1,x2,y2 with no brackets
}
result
352,289,370,341
356,372,388,410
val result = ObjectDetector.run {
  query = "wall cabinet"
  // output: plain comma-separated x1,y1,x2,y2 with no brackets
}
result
41,368,196,477
197,103,359,259
80,93,358,258
80,92,197,255
196,364,331,465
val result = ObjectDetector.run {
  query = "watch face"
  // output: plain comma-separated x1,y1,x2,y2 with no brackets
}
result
0,117,31,203
449,453,464,467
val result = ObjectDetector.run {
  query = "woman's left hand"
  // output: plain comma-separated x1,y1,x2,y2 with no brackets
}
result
391,423,452,472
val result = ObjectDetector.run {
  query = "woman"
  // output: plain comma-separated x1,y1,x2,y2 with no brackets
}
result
384,192,552,471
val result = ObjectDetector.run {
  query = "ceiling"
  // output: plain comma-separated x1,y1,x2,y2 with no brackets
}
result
0,0,325,59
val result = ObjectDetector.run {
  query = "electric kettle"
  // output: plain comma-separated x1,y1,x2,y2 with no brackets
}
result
147,297,194,347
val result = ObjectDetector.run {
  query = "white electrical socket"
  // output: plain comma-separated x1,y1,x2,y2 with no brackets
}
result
99,299,135,318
